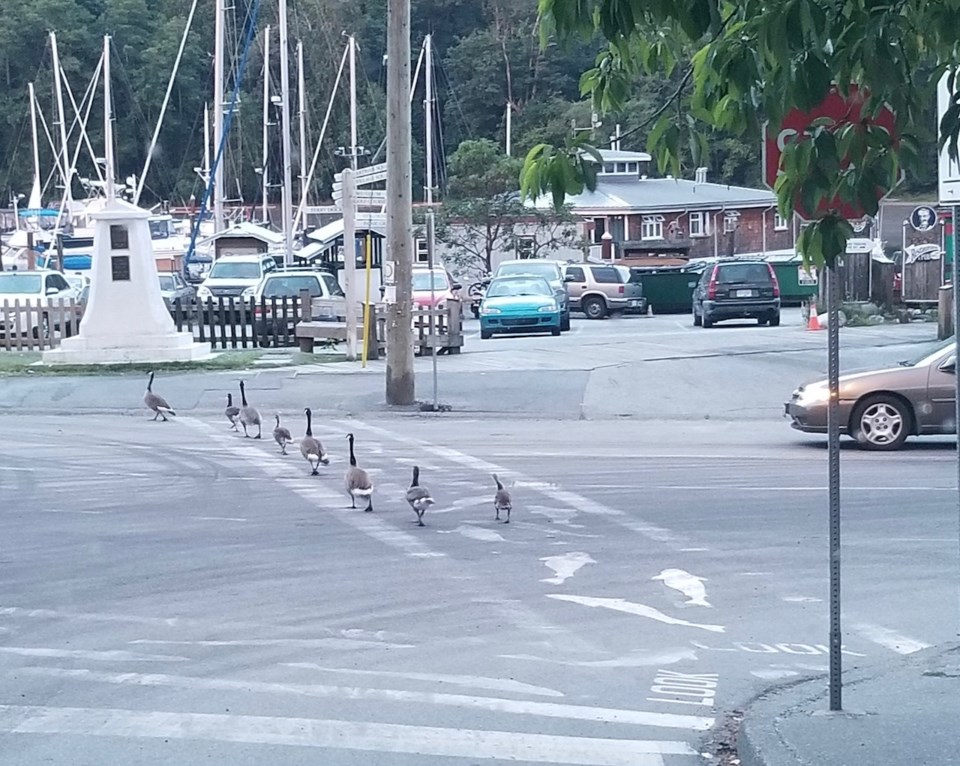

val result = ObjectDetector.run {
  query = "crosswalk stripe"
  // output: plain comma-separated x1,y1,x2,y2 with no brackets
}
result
19,668,715,730
0,704,695,766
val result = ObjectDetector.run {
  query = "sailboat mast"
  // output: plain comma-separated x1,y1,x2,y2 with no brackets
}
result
278,0,294,264
262,25,271,224
349,34,358,170
213,0,225,231
28,83,42,207
103,35,115,201
49,32,72,207
297,40,308,205
203,103,211,187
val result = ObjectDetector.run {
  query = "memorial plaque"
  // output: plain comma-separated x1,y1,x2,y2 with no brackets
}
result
111,255,131,281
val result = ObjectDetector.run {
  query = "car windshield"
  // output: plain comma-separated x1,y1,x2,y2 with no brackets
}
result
158,276,176,291
899,341,954,367
487,278,551,298
262,276,322,298
208,261,262,280
65,276,86,289
497,262,558,281
412,272,448,291
0,274,42,294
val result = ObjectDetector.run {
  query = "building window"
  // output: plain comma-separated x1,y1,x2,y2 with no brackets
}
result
414,238,429,263
592,218,607,244
641,215,664,241
774,212,789,231
723,213,740,233
516,236,535,259
110,225,129,250
689,212,710,238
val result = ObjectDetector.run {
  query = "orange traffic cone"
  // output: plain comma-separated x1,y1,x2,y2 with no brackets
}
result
807,298,823,331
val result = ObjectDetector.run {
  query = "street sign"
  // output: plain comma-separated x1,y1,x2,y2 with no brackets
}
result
304,205,342,215
332,188,387,204
798,265,818,286
763,86,897,220
334,163,388,187
938,71,960,205
910,205,938,232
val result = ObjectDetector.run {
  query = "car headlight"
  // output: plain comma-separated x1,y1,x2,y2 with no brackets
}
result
241,287,256,299
480,306,501,315
796,384,830,405
538,302,558,313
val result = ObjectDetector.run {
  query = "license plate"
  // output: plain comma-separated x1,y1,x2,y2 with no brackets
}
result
629,299,641,307
736,289,754,298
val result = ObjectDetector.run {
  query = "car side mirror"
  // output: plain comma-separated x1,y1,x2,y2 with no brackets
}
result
941,356,956,374
452,282,462,291
46,287,58,295
563,274,576,282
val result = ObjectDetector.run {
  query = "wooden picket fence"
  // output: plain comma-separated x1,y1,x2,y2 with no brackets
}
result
0,299,84,351
172,296,307,349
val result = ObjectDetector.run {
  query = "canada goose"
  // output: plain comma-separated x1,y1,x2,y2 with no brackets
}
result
300,408,329,474
143,372,176,422
493,474,512,523
406,466,434,527
238,381,262,439
345,433,374,511
273,414,293,454
225,393,240,431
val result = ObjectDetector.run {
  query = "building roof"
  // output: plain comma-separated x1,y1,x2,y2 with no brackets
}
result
593,149,653,163
200,221,284,246
306,215,387,248
531,176,776,215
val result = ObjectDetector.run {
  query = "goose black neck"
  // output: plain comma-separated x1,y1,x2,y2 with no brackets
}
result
239,382,247,406
348,435,357,467
147,372,154,392
411,466,420,487
227,393,233,405
305,409,313,436
494,475,503,490
275,414,280,426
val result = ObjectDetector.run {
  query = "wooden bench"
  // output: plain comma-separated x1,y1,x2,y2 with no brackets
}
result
295,293,380,357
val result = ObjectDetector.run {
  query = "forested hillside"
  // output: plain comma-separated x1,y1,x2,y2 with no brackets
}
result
0,0,934,210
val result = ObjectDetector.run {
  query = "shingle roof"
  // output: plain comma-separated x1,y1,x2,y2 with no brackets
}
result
531,176,776,214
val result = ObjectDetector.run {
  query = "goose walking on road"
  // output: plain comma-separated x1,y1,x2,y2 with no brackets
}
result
144,372,176,422
493,474,512,523
273,414,293,454
238,381,262,439
225,393,240,431
406,466,435,527
300,408,329,474
345,433,374,511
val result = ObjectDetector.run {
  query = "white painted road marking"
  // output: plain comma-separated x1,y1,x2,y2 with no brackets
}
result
853,623,932,654
541,552,596,585
20,667,715,730
284,662,565,697
0,647,187,662
130,637,415,650
0,703,696,766
549,595,725,634
653,569,711,608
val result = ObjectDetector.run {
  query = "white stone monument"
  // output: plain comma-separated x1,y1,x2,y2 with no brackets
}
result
44,34,210,365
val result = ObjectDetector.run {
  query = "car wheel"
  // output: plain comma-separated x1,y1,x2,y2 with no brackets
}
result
757,316,768,326
560,311,571,331
32,314,50,341
480,329,493,340
471,306,480,319
693,306,702,326
851,394,911,450
702,313,714,328
769,312,781,327
583,297,607,320
551,327,561,336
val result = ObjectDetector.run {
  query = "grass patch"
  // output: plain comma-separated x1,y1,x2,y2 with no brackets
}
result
0,349,347,377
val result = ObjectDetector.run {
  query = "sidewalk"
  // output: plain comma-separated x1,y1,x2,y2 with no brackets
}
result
738,643,960,766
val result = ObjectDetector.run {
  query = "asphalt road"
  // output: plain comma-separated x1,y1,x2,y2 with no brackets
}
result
1,410,956,765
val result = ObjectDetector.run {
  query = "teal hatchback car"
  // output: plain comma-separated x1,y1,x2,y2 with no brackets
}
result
479,275,562,339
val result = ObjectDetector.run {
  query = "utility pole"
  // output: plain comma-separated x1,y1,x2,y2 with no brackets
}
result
425,33,439,410
278,0,294,265
213,0,225,231
349,34,359,170
385,0,415,405
342,169,357,360
505,101,512,156
261,25,271,224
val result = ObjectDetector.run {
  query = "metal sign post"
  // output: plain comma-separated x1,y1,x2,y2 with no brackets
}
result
826,263,842,711
954,205,960,635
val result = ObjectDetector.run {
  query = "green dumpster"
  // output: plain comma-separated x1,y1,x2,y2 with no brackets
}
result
767,255,818,306
633,268,704,314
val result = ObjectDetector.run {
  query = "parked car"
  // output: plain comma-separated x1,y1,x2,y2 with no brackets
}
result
0,269,81,340
615,266,648,314
196,254,279,315
786,341,957,450
563,263,641,319
479,275,562,339
64,273,90,304
493,259,571,331
692,259,781,327
158,272,197,315
246,268,344,335
412,267,462,311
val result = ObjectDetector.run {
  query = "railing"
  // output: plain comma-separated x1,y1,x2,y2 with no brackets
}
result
173,296,307,349
0,299,84,351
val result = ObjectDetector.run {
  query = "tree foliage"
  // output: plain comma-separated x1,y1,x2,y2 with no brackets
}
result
523,0,958,267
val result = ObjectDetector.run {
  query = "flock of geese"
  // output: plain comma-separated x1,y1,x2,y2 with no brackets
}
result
144,371,513,526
